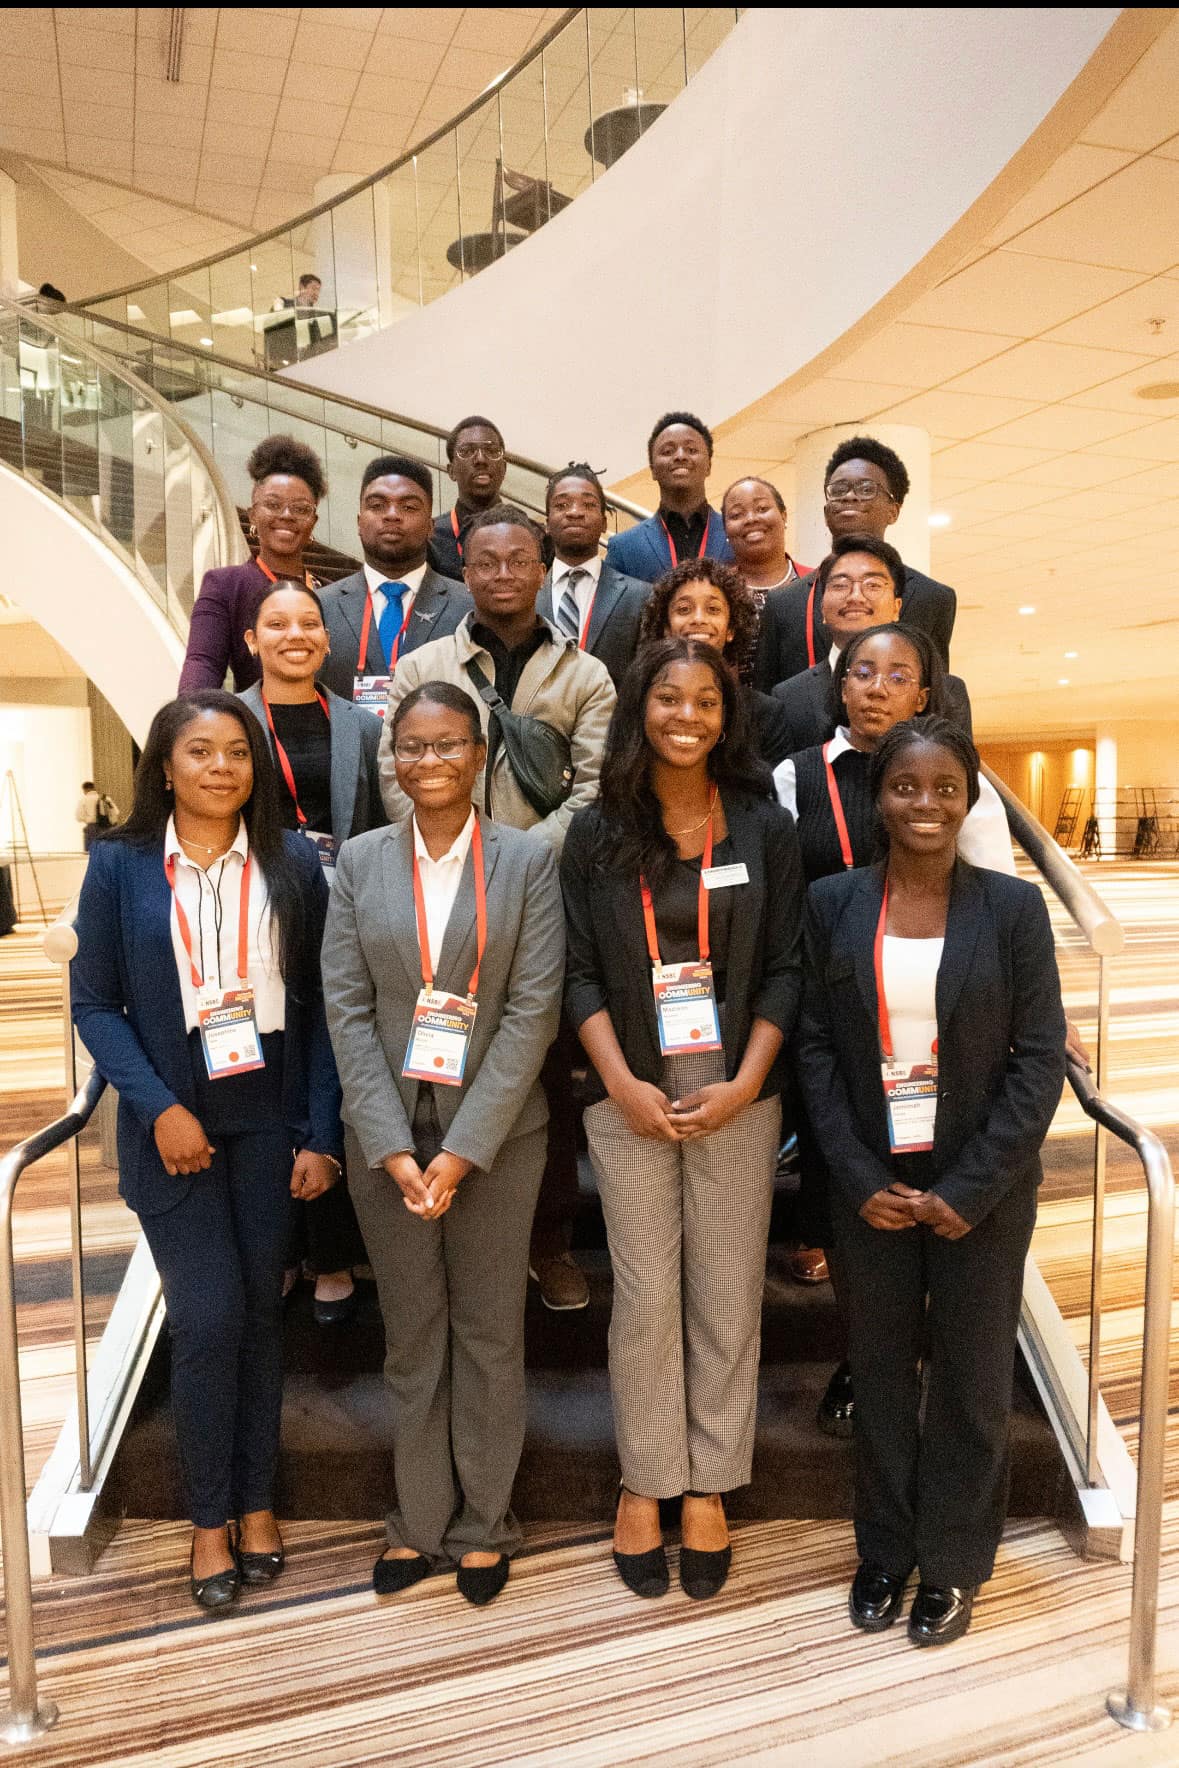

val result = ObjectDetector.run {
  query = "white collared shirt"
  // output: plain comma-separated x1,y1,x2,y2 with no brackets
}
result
164,816,285,1033
551,554,602,627
412,808,476,975
773,726,1016,873
363,559,430,630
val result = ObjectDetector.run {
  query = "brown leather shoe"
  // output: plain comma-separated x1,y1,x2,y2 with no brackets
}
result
786,1245,829,1284
528,1251,589,1311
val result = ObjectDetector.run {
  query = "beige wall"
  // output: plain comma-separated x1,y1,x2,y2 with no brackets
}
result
0,153,154,301
980,739,1095,840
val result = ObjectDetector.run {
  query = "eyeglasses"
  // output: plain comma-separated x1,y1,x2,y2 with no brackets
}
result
255,497,317,520
453,442,505,462
847,663,921,690
393,737,475,761
466,554,538,576
824,479,891,504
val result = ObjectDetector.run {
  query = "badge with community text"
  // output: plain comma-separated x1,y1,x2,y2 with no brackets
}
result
353,674,391,716
303,829,338,879
197,986,265,1080
652,960,722,1056
882,1060,938,1154
402,989,477,1086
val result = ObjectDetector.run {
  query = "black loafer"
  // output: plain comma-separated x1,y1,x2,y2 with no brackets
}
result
816,1361,855,1439
849,1562,909,1632
457,1555,510,1607
313,1287,357,1326
613,1546,669,1598
373,1550,430,1596
679,1544,731,1600
190,1543,240,1613
908,1582,975,1646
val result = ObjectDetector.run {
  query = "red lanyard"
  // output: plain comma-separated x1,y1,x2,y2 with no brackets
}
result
357,588,413,671
805,579,817,669
262,691,329,827
257,558,315,592
165,849,252,990
411,818,487,997
660,516,709,569
640,789,716,964
873,882,894,1059
576,586,597,650
822,740,855,870
451,508,463,562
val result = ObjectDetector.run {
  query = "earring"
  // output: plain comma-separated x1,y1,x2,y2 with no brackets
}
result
247,520,258,540
164,778,173,792
717,730,727,744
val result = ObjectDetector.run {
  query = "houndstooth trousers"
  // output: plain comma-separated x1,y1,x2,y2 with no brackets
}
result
585,1048,780,1499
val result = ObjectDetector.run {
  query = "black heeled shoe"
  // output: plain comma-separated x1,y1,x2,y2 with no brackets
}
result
313,1285,357,1327
613,1545,670,1598
233,1521,285,1586
679,1543,731,1600
816,1361,855,1439
373,1549,431,1596
189,1536,240,1613
457,1555,510,1606
908,1582,975,1646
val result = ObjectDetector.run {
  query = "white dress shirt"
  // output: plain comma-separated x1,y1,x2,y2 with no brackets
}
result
551,554,602,629
165,816,285,1032
412,808,476,977
363,559,430,630
773,726,1016,873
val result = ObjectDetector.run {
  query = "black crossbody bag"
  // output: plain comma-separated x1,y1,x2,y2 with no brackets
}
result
464,659,574,820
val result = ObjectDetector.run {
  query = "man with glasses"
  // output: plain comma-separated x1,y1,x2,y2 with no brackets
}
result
756,435,957,689
378,504,616,1313
769,536,971,752
430,416,510,580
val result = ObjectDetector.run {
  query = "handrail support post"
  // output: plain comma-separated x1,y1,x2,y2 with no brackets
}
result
1085,954,1110,1485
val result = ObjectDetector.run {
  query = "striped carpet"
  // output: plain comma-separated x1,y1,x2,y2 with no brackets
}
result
1,861,1177,1766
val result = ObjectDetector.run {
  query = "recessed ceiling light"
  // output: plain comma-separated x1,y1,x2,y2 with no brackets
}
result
1019,605,1036,615
249,264,258,273
1135,380,1179,401
1064,650,1078,659
199,337,213,347
1058,678,1070,686
927,512,952,528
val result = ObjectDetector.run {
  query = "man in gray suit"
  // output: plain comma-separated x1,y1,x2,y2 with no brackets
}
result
539,463,650,690
318,455,472,705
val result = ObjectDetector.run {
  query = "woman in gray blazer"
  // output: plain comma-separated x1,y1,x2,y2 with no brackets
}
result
321,681,565,1606
240,580,386,1324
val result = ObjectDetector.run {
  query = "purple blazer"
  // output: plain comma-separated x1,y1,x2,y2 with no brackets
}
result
178,560,275,693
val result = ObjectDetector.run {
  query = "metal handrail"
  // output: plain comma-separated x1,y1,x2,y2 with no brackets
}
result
0,1068,106,1745
1064,1058,1176,1735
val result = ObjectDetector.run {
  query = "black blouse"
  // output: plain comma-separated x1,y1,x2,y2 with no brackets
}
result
651,835,735,1000
269,701,333,833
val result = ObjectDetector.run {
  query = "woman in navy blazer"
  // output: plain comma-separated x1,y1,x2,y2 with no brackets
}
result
179,435,326,694
797,717,1065,1647
71,689,343,1611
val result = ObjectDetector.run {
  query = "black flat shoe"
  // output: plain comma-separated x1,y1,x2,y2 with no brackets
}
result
189,1542,240,1613
679,1543,731,1600
313,1287,357,1326
908,1582,975,1646
612,1546,669,1598
373,1550,431,1596
816,1361,855,1439
849,1562,909,1632
457,1555,510,1607
233,1523,284,1585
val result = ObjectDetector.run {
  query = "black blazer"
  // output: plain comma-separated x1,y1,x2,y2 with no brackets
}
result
754,564,958,690
562,790,803,1103
538,563,650,690
317,567,472,700
797,861,1065,1227
771,660,974,754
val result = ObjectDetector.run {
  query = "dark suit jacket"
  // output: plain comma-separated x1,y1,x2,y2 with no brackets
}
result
603,508,734,583
771,660,974,754
179,560,274,694
237,681,387,842
71,832,343,1217
316,567,472,700
562,790,803,1103
796,861,1065,1226
538,563,650,689
429,509,466,580
754,564,958,690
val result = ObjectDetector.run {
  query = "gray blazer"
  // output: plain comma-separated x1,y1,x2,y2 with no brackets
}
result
237,680,386,842
317,566,473,700
538,562,650,690
321,815,565,1174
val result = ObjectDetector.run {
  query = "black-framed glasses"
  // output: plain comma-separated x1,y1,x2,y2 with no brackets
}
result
824,478,890,504
393,737,475,761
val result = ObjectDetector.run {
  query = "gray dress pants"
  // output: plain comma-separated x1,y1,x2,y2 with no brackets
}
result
347,1090,545,1565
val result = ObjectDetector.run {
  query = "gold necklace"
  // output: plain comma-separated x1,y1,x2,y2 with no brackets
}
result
666,787,718,837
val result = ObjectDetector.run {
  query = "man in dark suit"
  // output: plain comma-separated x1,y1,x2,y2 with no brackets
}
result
604,411,734,582
428,415,508,579
539,463,650,689
771,537,972,752
757,435,956,687
318,455,471,706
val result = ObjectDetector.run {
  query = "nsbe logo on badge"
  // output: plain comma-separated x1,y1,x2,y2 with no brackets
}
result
402,990,478,1087
652,960,722,1056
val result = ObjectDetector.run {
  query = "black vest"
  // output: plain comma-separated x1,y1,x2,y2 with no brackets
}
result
793,744,879,884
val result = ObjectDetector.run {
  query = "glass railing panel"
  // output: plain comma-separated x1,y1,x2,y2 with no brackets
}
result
92,358,155,600
685,6,738,76
385,160,423,318
498,50,553,232
206,384,263,512
17,317,65,501
634,8,692,111
321,429,373,557
129,395,169,607
162,417,199,622
126,281,172,347
455,97,512,277
209,250,257,368
321,188,381,355
166,268,213,357
415,131,464,306
59,351,102,529
541,19,598,207
252,233,300,372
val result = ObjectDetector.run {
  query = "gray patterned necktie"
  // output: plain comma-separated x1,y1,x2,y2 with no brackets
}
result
557,567,588,640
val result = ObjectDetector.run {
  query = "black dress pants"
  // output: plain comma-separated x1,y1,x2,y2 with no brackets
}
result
530,1017,581,1259
832,1174,1037,1588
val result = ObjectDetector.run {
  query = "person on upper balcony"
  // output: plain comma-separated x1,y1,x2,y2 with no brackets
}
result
756,436,957,688
272,272,323,311
429,416,509,580
318,455,471,712
540,462,650,690
770,537,972,754
179,435,326,695
604,412,734,583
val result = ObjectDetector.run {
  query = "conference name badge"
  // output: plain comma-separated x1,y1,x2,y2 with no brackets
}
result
402,989,478,1087
882,1060,938,1154
303,829,339,880
197,986,265,1080
353,673,391,716
652,960,722,1056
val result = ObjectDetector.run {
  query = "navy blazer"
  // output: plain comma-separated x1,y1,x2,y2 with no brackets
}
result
771,660,974,753
237,681,387,842
562,790,803,1103
754,563,958,689
316,567,472,700
71,833,343,1217
603,508,734,583
180,561,276,695
538,563,650,689
797,861,1065,1227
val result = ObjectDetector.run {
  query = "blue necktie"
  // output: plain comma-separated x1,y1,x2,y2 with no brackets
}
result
376,581,408,667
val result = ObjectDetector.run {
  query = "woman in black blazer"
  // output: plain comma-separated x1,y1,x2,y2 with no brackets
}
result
797,717,1065,1646
563,638,803,1601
